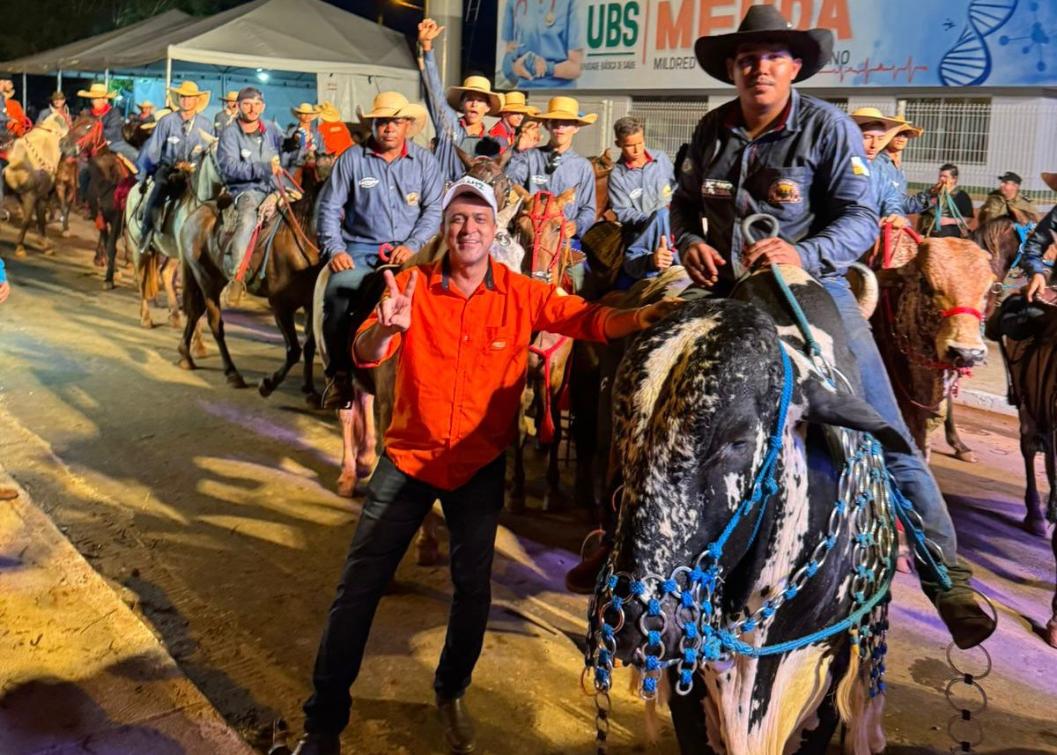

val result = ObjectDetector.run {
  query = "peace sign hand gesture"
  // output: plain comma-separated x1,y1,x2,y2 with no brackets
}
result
377,269,418,334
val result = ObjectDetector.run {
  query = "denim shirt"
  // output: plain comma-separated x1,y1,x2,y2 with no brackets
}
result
1019,205,1057,278
876,152,930,215
608,151,675,226
671,89,878,284
867,154,906,218
316,140,443,261
217,119,292,196
421,49,489,184
138,111,214,175
506,146,597,236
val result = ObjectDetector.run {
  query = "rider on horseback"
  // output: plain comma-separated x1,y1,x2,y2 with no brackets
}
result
1022,172,1057,304
0,79,31,209
216,86,298,291
315,91,442,410
136,81,213,254
607,115,678,287
127,99,156,128
213,90,239,135
36,91,72,127
487,91,536,151
671,5,995,654
978,171,1041,226
75,83,139,198
418,18,505,183
851,108,912,230
284,103,323,168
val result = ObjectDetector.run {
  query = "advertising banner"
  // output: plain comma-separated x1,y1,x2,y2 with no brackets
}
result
495,0,1057,90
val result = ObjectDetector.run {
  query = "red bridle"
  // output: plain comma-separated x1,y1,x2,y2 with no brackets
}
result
524,191,570,285
940,306,983,320
71,119,107,157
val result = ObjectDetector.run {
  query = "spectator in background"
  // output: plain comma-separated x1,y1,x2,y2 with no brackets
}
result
487,91,536,151
0,80,31,139
977,171,1040,227
128,100,156,127
285,102,323,167
919,163,976,237
37,91,72,126
214,90,239,135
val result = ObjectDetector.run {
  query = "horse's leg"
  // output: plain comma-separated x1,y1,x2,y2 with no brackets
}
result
944,402,977,463
164,261,182,329
14,192,32,257
202,292,246,388
543,406,567,512
178,271,206,371
36,197,52,255
336,399,359,498
1022,427,1047,536
138,262,154,328
59,184,71,237
102,216,119,288
301,316,320,407
259,305,302,398
1044,429,1057,525
1048,529,1057,648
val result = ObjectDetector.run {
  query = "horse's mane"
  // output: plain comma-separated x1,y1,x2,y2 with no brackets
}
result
973,216,1019,278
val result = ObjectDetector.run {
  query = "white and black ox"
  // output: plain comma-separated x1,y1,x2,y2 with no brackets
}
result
591,267,911,755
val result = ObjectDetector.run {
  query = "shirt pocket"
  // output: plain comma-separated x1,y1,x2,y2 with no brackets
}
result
751,167,811,222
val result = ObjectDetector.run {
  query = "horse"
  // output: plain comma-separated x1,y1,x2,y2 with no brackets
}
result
987,295,1057,643
590,148,615,222
176,157,332,399
61,112,137,288
586,265,908,754
2,112,69,257
869,223,995,462
124,136,223,335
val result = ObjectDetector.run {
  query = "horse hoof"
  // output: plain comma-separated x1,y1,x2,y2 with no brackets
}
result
304,391,322,409
1023,516,1049,537
101,280,116,291
227,374,248,389
178,358,194,371
336,472,356,499
258,378,275,398
955,450,978,464
14,246,26,258
192,342,208,359
1047,618,1057,649
93,256,105,268
416,541,440,567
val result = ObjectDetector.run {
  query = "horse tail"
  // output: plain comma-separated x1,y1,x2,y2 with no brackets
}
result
142,251,161,301
835,632,868,748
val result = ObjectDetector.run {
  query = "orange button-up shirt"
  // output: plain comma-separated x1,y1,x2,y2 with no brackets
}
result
356,258,614,491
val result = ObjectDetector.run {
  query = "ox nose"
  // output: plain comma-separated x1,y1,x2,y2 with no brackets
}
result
946,345,986,366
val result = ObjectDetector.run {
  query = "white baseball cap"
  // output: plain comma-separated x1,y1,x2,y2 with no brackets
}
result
441,176,497,218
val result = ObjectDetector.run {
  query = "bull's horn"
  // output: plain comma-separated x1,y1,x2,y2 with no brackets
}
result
846,262,878,320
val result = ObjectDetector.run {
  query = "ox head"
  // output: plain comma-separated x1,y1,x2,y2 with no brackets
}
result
600,293,907,664
913,239,994,368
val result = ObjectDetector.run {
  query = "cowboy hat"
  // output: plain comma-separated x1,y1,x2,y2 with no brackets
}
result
694,5,833,84
49,90,66,102
136,100,155,110
888,115,924,138
498,91,536,116
446,75,503,116
530,96,597,126
168,81,211,113
1043,172,1057,193
291,102,320,117
356,91,427,137
850,107,907,131
76,82,116,99
317,101,343,123
220,90,239,103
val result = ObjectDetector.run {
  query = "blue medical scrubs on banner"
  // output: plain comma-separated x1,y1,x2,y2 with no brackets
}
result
501,0,584,89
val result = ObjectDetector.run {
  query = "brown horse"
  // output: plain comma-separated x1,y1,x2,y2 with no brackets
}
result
177,158,332,400
590,148,615,222
2,112,68,257
61,112,136,288
50,156,77,238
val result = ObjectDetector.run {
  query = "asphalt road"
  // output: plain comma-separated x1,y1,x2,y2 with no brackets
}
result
1,216,1055,754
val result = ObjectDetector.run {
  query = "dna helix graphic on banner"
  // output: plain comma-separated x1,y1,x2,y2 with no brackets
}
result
939,0,1019,86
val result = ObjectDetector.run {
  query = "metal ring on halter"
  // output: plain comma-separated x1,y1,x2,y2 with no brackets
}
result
946,714,984,748
945,638,994,681
943,676,989,714
740,213,781,246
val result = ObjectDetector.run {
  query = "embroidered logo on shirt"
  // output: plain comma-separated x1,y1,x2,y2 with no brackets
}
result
629,187,644,199
167,136,181,144
851,156,870,177
240,148,252,158
702,178,734,198
531,174,548,185
405,191,419,206
662,184,673,200
359,176,380,189
768,178,802,204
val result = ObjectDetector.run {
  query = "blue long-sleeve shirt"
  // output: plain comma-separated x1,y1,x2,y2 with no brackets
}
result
137,111,214,176
867,154,906,218
217,120,293,196
671,89,878,284
608,151,674,226
1019,205,1057,278
420,49,490,184
285,123,324,166
506,146,597,236
316,140,443,262
876,152,930,215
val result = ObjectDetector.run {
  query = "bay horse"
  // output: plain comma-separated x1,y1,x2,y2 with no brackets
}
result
2,112,68,257
61,112,137,288
177,158,333,400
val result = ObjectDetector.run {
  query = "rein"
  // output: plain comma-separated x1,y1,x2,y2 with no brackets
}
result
523,191,570,285
527,336,572,444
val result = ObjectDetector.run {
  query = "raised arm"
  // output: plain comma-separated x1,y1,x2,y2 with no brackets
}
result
418,20,462,142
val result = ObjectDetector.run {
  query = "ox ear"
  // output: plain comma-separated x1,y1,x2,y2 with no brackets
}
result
800,379,913,455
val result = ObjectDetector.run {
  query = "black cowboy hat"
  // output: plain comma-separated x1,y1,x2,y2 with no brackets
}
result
694,5,834,84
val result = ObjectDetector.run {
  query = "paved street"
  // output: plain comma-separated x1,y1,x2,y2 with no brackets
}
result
1,217,1056,754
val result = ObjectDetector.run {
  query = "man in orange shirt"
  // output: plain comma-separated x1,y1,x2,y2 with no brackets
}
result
294,177,679,755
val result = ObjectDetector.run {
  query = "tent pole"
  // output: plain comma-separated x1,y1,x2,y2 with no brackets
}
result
21,72,27,108
104,67,109,87
165,47,172,94
57,69,62,89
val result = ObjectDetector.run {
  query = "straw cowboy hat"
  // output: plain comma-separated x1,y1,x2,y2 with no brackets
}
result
1043,172,1057,193
49,90,66,102
498,91,537,116
694,4,833,83
168,81,211,113
220,90,239,103
446,75,503,116
76,82,116,99
317,101,343,123
136,100,155,110
291,102,320,117
356,91,427,137
531,96,597,126
889,115,924,138
850,107,907,130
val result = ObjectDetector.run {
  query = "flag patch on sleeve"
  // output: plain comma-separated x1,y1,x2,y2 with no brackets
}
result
851,156,870,177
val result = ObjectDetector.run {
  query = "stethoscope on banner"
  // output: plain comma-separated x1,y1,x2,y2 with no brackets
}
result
514,0,557,26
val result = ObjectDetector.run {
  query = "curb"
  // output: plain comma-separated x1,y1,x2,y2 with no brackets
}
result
952,387,1017,417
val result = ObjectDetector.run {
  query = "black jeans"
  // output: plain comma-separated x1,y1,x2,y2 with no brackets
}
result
303,453,507,736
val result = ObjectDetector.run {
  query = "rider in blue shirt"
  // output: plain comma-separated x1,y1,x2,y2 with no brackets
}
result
418,19,504,184
499,0,585,89
1021,172,1057,300
315,91,443,408
136,82,213,252
284,103,324,168
607,116,677,285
